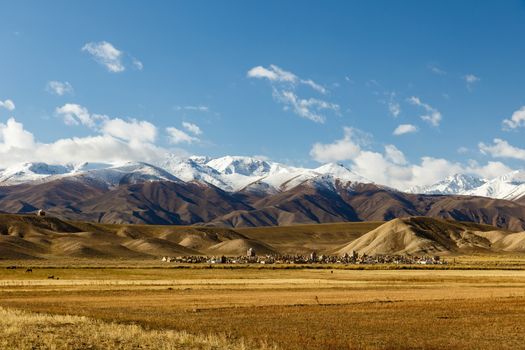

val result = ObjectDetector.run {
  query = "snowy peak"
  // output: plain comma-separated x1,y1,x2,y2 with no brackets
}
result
5,157,525,202
314,163,371,184
466,170,525,201
154,156,228,189
0,162,73,186
206,156,274,176
408,174,486,195
79,161,182,187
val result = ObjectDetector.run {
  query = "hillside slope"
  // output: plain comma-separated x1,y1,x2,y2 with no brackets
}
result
336,217,523,256
1,214,524,259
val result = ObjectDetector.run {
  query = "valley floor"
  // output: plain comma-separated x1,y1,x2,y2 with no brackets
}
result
1,261,525,349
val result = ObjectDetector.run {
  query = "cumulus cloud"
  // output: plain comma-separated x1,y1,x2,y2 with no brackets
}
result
465,160,513,179
502,106,525,130
55,103,159,146
248,64,337,123
384,144,407,165
408,96,442,127
247,65,297,83
82,41,142,73
0,99,15,111
46,81,74,96
182,122,202,135
479,138,525,160
393,124,418,136
101,118,157,143
55,103,107,128
0,118,35,150
82,41,125,73
310,127,366,163
310,127,511,190
166,126,199,144
0,116,168,167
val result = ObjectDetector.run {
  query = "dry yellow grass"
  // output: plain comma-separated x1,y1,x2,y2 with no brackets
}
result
0,307,276,350
1,267,525,349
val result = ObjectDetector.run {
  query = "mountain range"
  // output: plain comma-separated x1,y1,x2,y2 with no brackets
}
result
1,156,525,230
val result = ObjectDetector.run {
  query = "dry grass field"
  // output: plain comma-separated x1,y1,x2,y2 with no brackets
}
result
0,307,263,350
2,215,525,348
1,264,525,349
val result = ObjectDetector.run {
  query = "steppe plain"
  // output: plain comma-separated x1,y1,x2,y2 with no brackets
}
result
1,214,525,349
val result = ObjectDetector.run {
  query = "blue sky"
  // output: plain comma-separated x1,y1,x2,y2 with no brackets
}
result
1,1,525,187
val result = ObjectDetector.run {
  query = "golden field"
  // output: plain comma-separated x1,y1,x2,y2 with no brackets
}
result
1,262,525,349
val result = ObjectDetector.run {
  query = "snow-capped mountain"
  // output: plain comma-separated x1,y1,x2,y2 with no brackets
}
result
77,162,182,187
155,155,228,189
0,161,181,188
407,171,525,201
3,157,525,202
206,156,273,176
0,162,73,186
0,156,374,194
408,174,487,195
465,170,525,201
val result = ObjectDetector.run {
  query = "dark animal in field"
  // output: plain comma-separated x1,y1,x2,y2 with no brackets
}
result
25,268,32,273
6,266,16,270
47,275,54,279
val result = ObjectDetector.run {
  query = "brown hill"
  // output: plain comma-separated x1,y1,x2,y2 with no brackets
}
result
1,177,525,231
0,214,277,259
1,214,525,260
336,217,516,256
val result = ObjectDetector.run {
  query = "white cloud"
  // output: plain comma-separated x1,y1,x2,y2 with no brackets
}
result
46,81,74,96
247,65,297,83
502,106,525,130
310,127,512,190
273,90,339,123
56,104,158,145
465,160,513,179
82,41,125,73
384,144,407,165
166,127,199,145
175,105,209,112
0,118,35,150
428,63,446,75
55,103,107,128
464,74,480,90
479,138,525,160
248,64,337,122
393,124,418,136
457,147,469,154
132,58,143,70
101,118,157,143
310,127,364,162
301,79,327,94
388,101,401,118
247,64,327,94
0,117,168,167
408,96,442,127
182,122,202,135
0,99,15,111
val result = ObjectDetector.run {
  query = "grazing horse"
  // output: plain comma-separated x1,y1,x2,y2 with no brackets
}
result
25,268,32,273
47,275,54,279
